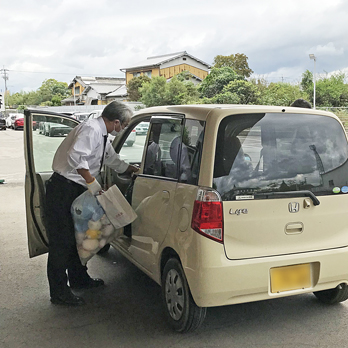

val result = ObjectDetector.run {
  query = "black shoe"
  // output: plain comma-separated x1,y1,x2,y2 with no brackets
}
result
50,292,86,306
70,278,105,290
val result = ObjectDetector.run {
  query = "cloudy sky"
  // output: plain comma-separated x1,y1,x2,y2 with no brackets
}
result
1,0,348,93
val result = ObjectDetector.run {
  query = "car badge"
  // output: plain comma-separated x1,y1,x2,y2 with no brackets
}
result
229,208,248,215
288,202,300,213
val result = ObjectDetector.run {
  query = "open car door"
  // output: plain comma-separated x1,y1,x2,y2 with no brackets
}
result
24,109,79,257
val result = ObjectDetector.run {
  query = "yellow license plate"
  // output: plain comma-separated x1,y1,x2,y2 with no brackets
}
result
270,263,311,293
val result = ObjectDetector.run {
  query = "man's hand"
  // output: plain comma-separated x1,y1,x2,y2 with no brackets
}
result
123,164,140,175
87,177,103,195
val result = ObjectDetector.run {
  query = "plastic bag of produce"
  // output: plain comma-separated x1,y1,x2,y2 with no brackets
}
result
70,190,113,265
71,185,137,265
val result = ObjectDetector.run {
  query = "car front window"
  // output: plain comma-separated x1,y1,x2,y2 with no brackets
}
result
143,120,182,179
213,113,348,201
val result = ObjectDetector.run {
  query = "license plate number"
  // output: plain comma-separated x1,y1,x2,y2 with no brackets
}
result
270,263,311,293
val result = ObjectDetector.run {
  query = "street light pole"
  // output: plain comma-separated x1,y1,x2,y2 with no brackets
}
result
309,54,316,109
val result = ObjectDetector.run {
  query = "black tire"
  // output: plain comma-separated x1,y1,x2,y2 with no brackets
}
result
97,243,111,254
162,258,206,333
314,283,348,304
49,130,54,137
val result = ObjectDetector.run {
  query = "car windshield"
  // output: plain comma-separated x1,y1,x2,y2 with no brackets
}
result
213,113,348,201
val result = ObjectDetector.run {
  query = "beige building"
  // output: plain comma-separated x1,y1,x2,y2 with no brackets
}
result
63,76,126,106
121,51,211,85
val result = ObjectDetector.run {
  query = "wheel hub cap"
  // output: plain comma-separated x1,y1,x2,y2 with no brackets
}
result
165,269,184,321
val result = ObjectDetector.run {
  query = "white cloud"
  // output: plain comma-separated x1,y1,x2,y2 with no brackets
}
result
1,0,348,93
308,43,344,57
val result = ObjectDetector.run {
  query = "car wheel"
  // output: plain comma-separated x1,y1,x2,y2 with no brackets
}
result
162,258,206,333
97,243,111,254
49,130,54,137
314,283,348,304
127,141,134,147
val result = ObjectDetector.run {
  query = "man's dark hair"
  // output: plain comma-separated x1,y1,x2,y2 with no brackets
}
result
102,101,132,124
290,99,312,108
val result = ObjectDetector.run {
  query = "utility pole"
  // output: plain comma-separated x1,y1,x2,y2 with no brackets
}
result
1,66,9,111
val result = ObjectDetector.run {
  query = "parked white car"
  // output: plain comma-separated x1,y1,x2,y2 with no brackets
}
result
135,121,149,135
72,112,90,122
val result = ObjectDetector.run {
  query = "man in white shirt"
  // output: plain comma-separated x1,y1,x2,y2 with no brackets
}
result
46,101,138,306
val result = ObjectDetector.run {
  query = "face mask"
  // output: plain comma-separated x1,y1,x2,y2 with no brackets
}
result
110,122,124,136
110,128,119,136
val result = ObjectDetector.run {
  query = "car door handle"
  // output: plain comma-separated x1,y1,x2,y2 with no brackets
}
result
285,222,304,235
162,190,170,202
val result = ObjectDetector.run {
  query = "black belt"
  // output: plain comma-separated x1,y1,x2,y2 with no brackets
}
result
51,172,82,188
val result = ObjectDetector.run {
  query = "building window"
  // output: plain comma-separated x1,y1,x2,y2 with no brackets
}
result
144,71,152,78
74,86,80,95
183,57,187,60
133,72,140,77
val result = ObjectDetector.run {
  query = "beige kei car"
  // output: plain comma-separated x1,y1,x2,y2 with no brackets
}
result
24,105,348,332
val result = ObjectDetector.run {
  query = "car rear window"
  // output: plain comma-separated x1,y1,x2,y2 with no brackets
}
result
213,113,348,201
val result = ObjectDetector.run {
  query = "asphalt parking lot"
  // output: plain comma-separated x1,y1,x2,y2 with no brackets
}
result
2,128,348,348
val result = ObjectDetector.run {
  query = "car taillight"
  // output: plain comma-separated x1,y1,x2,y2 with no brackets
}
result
191,187,223,243
131,129,136,132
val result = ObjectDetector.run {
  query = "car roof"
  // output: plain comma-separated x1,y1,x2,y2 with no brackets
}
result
134,104,337,122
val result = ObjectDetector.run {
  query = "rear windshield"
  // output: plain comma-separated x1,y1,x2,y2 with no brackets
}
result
213,113,348,201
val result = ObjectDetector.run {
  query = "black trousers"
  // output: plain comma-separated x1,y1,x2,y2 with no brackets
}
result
45,173,91,298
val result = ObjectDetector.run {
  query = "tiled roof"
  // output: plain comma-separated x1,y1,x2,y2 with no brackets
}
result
106,85,128,97
69,76,125,88
83,83,125,95
121,51,211,71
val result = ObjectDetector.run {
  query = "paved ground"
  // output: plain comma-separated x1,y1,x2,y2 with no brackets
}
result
2,129,348,348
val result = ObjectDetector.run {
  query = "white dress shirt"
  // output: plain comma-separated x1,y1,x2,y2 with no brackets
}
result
52,116,129,186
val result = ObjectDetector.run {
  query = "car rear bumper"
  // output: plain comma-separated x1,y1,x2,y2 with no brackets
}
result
184,237,348,307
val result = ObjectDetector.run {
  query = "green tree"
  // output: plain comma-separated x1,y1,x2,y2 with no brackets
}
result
140,76,167,107
301,71,348,107
198,67,244,98
140,75,200,107
7,92,25,108
202,91,240,104
26,90,42,105
7,79,69,107
315,73,348,107
300,70,313,93
38,79,70,105
127,75,151,101
176,70,195,82
165,76,199,105
258,82,308,106
213,53,254,78
223,80,260,104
